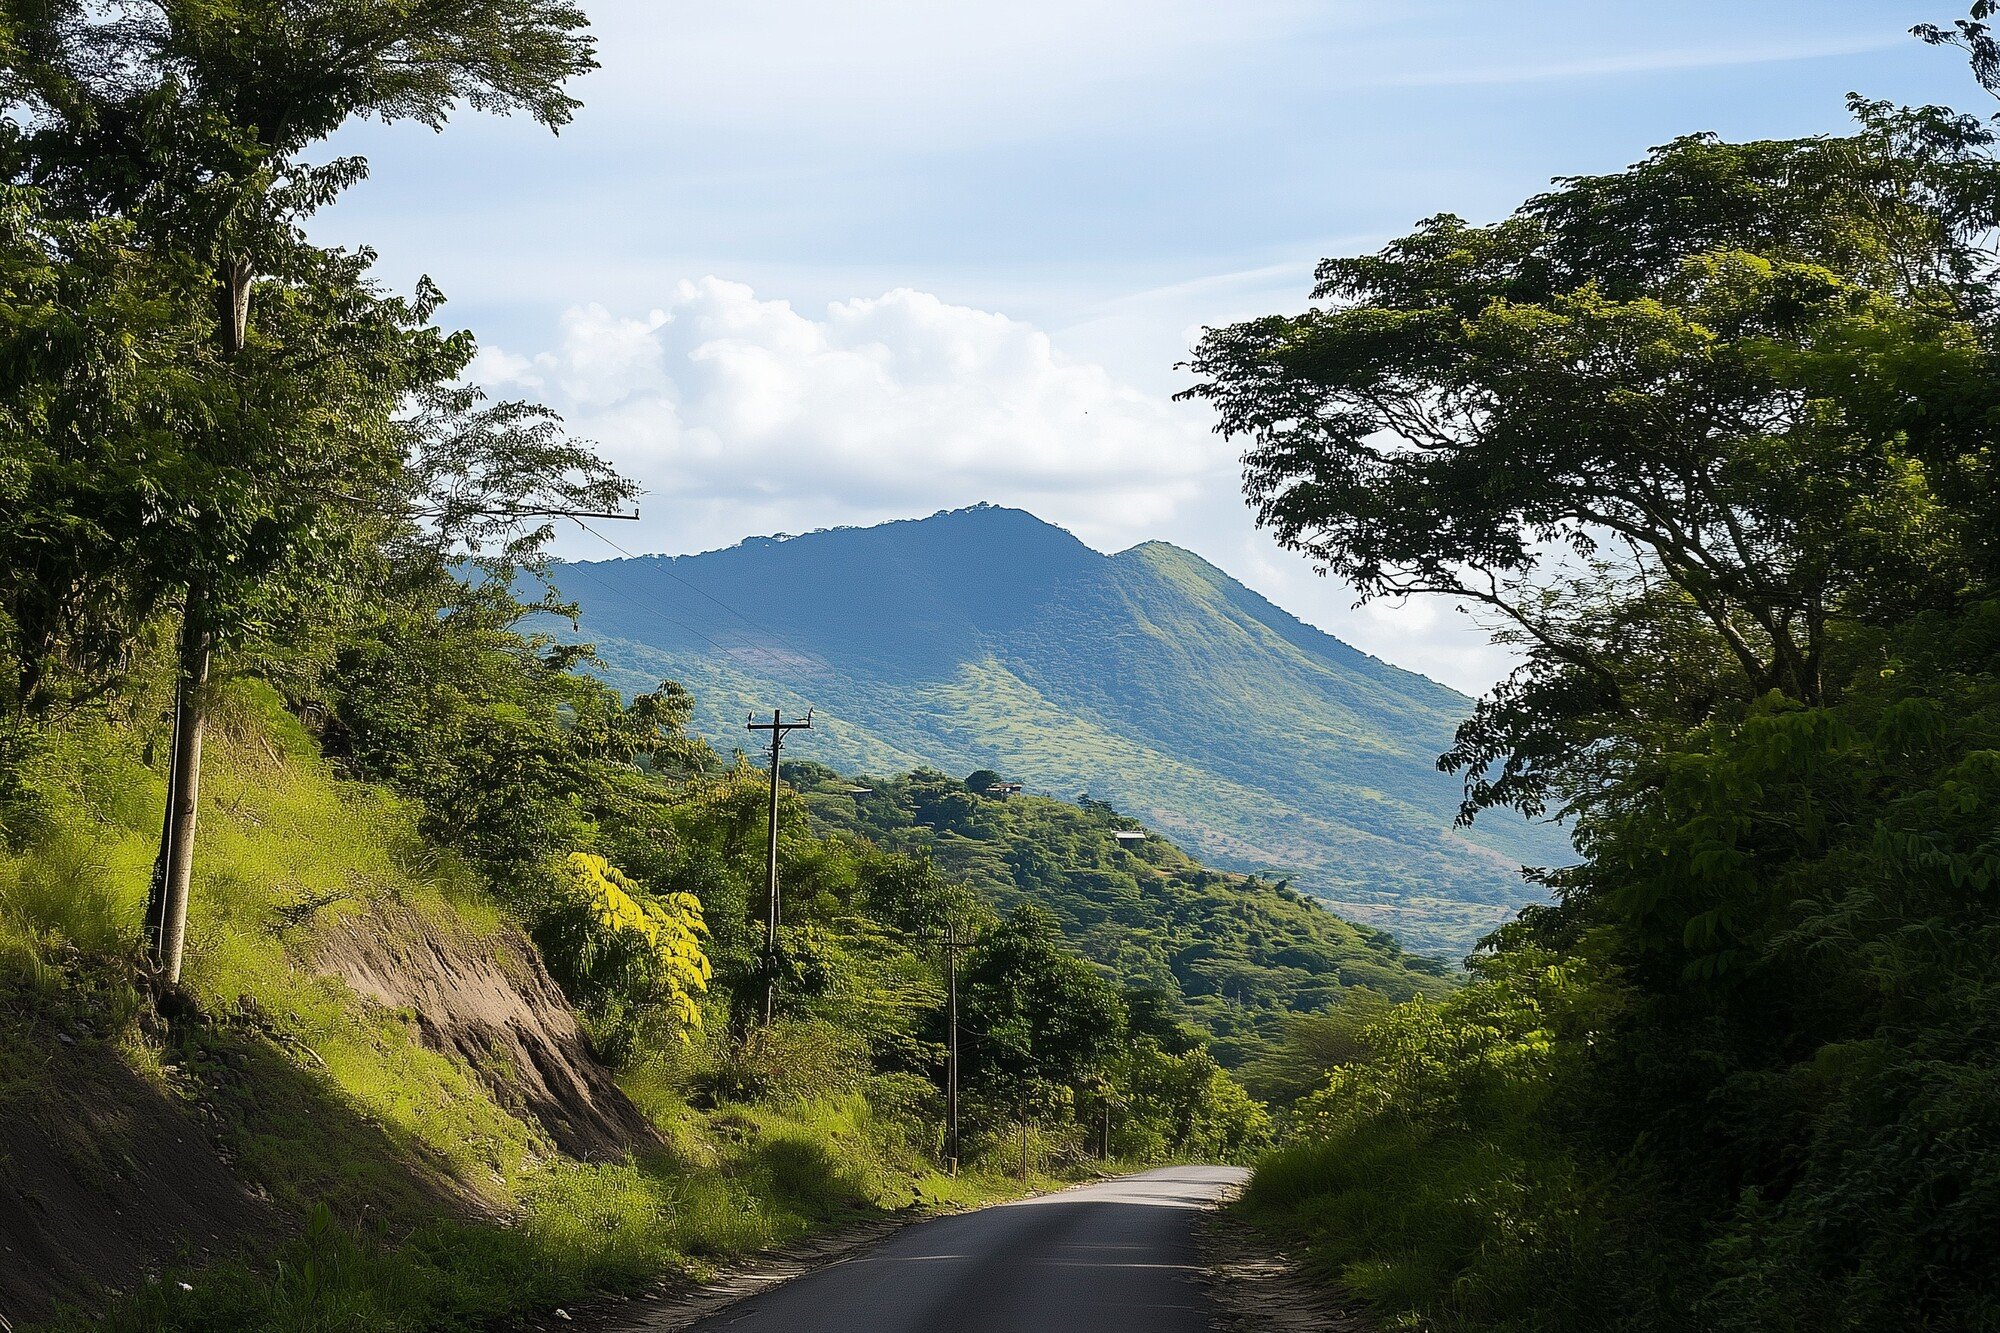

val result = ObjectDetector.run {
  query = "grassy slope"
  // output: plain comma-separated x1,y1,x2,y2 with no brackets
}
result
0,688,1023,1332
555,506,1568,958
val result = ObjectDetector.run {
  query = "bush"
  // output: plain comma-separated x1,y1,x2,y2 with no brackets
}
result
535,852,712,1064
708,1017,871,1106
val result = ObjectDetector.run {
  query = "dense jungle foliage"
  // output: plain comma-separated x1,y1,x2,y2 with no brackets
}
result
1189,57,2000,1333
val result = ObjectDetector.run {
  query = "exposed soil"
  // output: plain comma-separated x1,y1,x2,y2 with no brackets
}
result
0,1031,281,1325
0,900,658,1326
1196,1185,1377,1332
313,901,661,1161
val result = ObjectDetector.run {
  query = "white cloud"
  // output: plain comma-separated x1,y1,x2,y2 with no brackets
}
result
482,278,1521,695
479,278,1221,554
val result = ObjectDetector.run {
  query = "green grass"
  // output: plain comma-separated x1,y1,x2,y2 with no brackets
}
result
1245,1118,1661,1333
1,685,1041,1332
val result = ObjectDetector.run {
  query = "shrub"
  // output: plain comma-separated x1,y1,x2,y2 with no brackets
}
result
535,852,712,1065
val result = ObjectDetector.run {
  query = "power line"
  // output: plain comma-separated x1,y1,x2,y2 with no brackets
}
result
566,518,830,704
550,553,740,659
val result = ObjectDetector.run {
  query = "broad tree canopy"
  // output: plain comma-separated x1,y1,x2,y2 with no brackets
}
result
1184,100,2000,822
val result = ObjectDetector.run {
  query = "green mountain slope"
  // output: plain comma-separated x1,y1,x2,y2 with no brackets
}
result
792,766,1451,1066
553,505,1571,956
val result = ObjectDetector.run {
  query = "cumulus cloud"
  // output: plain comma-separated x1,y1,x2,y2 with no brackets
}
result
473,278,1225,557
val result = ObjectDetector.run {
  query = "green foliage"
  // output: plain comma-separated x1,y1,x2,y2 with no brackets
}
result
958,904,1128,1117
536,852,711,1063
1215,83,2000,1333
0,686,1046,1331
1246,947,1627,1329
1186,99,2000,826
1113,1043,1272,1163
809,768,1448,1066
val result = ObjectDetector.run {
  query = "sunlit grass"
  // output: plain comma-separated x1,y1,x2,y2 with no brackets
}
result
5,683,1041,1332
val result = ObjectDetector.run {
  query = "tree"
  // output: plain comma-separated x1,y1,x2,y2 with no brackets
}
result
1191,85,2000,1326
539,852,711,1064
0,0,599,982
1183,100,2000,824
958,905,1126,1134
964,769,1004,796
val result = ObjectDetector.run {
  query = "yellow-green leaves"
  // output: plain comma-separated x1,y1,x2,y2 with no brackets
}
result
546,852,712,1049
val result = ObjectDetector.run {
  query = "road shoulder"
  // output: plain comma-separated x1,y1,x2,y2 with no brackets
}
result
1196,1184,1377,1332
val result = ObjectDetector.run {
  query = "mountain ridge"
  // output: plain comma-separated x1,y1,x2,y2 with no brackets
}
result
551,504,1569,955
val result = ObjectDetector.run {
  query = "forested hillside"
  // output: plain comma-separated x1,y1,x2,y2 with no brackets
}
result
1193,78,2000,1332
0,4,1278,1327
547,505,1570,956
789,764,1449,1065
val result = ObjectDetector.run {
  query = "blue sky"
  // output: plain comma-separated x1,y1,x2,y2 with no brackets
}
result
315,1,1978,692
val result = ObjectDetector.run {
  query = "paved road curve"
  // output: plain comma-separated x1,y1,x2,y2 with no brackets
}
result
687,1165,1248,1333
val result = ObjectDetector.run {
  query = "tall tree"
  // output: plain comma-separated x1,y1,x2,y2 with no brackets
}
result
959,905,1126,1125
1182,100,2000,824
0,0,598,980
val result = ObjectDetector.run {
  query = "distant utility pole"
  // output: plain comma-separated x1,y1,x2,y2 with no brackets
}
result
919,918,970,1175
944,917,964,1176
748,707,812,1024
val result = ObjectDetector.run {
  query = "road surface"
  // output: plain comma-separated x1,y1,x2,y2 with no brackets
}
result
686,1165,1248,1333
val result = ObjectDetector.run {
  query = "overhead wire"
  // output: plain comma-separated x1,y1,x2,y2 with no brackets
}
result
560,517,825,717
572,518,825,662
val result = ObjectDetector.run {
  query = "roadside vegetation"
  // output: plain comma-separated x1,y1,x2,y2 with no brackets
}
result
1194,25,2000,1331
0,2,1275,1328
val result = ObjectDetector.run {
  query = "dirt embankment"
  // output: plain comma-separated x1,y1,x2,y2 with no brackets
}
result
0,1029,283,1324
0,901,658,1325
313,902,661,1161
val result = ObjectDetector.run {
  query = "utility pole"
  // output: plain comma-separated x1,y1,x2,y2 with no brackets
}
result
920,917,971,1175
748,707,812,1024
945,916,961,1176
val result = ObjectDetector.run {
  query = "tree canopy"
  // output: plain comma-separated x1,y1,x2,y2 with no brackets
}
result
1185,100,2000,823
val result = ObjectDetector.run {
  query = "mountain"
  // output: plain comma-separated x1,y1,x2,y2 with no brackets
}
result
550,504,1571,956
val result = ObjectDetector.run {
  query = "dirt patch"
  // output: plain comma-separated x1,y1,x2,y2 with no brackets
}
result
0,1035,281,1325
1197,1185,1377,1332
313,902,660,1161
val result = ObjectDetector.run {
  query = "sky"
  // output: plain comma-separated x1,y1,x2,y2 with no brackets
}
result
312,1,1977,695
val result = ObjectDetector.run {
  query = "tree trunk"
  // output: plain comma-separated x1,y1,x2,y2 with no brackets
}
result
142,257,250,983
144,587,211,984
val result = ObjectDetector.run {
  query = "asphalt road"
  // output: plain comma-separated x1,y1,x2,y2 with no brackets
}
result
686,1165,1249,1333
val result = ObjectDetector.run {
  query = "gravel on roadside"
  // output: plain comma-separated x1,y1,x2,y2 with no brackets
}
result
1196,1185,1377,1332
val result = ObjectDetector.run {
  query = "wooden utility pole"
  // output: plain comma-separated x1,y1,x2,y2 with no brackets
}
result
945,916,962,1175
748,708,812,1024
142,595,210,983
919,918,970,1174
